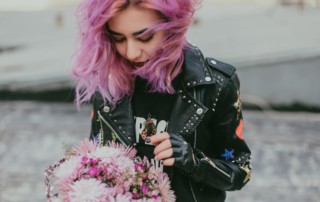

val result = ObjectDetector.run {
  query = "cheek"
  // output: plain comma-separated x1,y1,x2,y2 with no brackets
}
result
147,32,165,55
114,43,126,58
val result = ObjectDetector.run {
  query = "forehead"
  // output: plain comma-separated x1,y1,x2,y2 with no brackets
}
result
108,6,162,34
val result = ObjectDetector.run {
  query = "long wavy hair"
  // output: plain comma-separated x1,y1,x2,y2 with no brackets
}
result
72,0,201,107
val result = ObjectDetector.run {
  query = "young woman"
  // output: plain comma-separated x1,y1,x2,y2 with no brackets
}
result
72,0,252,201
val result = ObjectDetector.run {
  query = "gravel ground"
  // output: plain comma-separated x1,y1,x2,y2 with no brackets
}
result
0,101,319,202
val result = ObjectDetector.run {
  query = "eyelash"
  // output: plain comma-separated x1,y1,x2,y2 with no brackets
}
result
112,35,154,43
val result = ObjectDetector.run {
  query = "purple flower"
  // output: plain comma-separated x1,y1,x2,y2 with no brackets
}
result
132,193,140,199
81,156,88,165
141,185,149,195
88,167,97,177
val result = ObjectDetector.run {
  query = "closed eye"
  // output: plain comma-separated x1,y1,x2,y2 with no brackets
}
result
111,35,126,43
137,34,154,43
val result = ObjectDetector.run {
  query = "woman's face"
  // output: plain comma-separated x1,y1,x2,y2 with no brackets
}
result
108,5,165,68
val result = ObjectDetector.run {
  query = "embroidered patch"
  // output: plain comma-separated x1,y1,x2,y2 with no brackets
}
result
233,90,242,120
221,149,234,160
236,119,244,140
140,114,157,141
240,164,252,183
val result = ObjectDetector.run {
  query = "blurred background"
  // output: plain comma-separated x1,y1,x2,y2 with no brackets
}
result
0,0,319,201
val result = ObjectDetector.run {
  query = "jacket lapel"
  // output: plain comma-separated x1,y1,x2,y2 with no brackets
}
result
167,46,214,136
167,88,208,136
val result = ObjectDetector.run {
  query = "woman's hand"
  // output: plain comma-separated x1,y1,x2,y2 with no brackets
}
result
147,132,198,174
148,132,174,166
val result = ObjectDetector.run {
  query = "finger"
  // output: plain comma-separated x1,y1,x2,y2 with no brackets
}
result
155,148,173,161
154,139,171,155
149,132,170,145
162,158,175,166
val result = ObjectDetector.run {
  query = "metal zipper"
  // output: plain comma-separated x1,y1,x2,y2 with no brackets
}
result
203,157,231,179
189,180,198,202
97,111,128,147
193,88,197,148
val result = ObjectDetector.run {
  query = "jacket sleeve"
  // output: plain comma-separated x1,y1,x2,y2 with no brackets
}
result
190,73,252,191
90,94,101,141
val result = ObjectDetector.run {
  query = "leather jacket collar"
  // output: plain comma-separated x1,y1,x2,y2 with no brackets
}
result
180,46,215,89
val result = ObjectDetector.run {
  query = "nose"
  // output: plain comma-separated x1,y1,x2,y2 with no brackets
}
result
126,40,141,61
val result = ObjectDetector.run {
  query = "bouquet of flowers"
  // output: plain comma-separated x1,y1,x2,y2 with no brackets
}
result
44,139,175,202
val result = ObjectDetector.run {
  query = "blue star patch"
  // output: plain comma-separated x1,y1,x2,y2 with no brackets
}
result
221,149,234,160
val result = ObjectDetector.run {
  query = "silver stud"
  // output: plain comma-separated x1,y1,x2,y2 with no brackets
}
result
183,96,186,99
128,136,131,139
210,59,217,65
187,82,191,86
119,126,122,129
179,90,183,93
205,77,212,82
193,81,196,85
186,130,189,132
196,108,203,115
212,109,216,112
194,104,197,107
114,120,117,123
103,106,110,112
188,100,191,103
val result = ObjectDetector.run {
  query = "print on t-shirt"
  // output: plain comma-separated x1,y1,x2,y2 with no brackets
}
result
134,116,169,171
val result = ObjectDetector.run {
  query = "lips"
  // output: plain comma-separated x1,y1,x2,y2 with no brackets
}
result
131,61,145,68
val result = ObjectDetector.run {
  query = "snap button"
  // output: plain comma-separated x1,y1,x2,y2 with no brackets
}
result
196,108,203,115
205,76,212,82
210,59,217,65
103,106,110,113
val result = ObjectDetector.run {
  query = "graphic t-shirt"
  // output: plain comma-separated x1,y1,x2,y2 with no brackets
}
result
132,77,177,171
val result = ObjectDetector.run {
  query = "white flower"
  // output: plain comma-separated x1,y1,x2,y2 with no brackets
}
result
69,178,109,202
54,156,81,180
88,147,122,160
114,156,135,176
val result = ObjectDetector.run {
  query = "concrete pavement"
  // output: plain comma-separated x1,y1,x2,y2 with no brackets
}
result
0,101,319,202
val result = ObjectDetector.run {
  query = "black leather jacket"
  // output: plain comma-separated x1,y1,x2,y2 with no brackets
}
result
90,46,252,202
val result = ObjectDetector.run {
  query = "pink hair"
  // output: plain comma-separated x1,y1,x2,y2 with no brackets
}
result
72,0,201,107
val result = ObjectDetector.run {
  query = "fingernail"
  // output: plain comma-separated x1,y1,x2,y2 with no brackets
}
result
145,137,151,143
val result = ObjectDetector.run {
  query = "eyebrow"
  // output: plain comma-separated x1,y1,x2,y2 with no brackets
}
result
108,28,148,36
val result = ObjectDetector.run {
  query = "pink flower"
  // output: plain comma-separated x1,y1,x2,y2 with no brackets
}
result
141,185,148,195
115,194,131,201
73,138,98,155
157,172,176,202
68,178,109,202
88,167,98,177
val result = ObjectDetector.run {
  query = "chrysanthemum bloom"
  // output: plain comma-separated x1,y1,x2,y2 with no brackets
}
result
73,138,99,155
157,173,176,202
68,178,109,202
